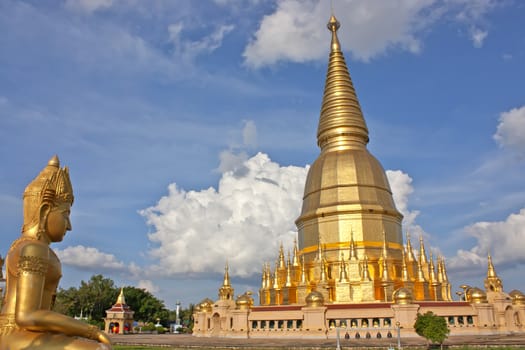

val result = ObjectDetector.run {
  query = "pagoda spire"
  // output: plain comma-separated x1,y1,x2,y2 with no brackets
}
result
406,231,416,262
339,253,349,282
278,242,286,269
300,255,308,284
419,236,428,265
484,254,503,292
317,14,369,152
223,261,231,287
349,228,357,260
382,230,389,259
116,287,126,305
219,261,234,300
487,254,497,278
361,255,371,281
292,238,300,267
401,250,411,282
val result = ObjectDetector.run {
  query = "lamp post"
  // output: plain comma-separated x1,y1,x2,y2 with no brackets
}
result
336,327,341,350
396,321,401,350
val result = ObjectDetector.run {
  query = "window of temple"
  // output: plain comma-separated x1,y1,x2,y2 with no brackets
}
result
278,320,284,329
355,332,360,339
269,320,275,329
467,316,474,325
372,318,380,327
351,319,358,328
361,319,369,327
387,331,392,338
448,316,455,325
329,319,336,328
340,320,347,327
384,318,391,327
207,319,210,329
261,320,266,329
376,332,382,338
251,321,257,329
230,318,233,329
458,316,464,325
287,320,293,329
366,332,371,338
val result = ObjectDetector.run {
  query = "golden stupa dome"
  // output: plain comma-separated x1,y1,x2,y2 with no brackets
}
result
305,291,325,307
301,150,399,216
467,287,487,303
509,290,525,305
235,292,254,310
393,288,414,305
198,298,214,312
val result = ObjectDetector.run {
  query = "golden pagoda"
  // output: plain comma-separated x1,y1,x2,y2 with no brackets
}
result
194,14,525,339
259,15,450,305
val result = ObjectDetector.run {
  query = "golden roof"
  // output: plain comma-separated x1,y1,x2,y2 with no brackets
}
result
467,287,487,304
393,287,414,305
235,292,254,310
509,290,525,305
305,290,325,307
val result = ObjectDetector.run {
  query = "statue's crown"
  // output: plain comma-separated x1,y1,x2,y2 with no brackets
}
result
24,155,74,205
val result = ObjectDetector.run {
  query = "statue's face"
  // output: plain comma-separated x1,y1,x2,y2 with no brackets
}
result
45,202,72,242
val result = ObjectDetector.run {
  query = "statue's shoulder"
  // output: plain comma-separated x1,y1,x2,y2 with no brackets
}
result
8,237,50,259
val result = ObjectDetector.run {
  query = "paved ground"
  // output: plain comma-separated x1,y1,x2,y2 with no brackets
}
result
111,333,525,349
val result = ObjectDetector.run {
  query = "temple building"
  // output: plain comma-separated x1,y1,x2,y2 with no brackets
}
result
192,15,525,339
104,288,135,334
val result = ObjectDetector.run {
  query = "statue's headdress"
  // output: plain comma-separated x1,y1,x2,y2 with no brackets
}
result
22,155,74,232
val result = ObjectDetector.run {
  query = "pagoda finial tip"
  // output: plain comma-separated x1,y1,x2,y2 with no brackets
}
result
327,15,340,33
48,154,60,167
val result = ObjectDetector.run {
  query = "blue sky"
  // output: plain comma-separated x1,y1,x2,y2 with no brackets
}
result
1,0,524,310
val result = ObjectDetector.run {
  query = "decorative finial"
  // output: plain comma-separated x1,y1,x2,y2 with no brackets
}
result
327,15,341,52
327,15,340,32
48,155,60,167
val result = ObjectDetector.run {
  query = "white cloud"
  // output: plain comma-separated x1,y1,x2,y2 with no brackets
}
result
168,23,184,43
243,0,433,67
55,245,126,271
386,170,427,238
137,279,160,294
449,208,525,271
141,152,309,278
470,27,488,48
242,0,503,68
242,120,258,148
452,0,497,22
168,22,235,64
494,105,525,155
64,0,114,14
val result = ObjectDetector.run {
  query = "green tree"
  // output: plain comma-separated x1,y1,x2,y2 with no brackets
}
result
53,286,79,316
414,311,450,348
179,303,195,329
54,275,118,323
53,275,170,326
122,286,169,324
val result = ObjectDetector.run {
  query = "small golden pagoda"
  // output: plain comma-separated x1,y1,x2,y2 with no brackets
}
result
104,288,134,334
259,15,452,305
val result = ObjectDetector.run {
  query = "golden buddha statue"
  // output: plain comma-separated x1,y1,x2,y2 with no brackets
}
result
0,156,111,349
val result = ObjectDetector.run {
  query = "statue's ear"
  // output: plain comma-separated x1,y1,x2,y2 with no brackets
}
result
38,203,51,233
